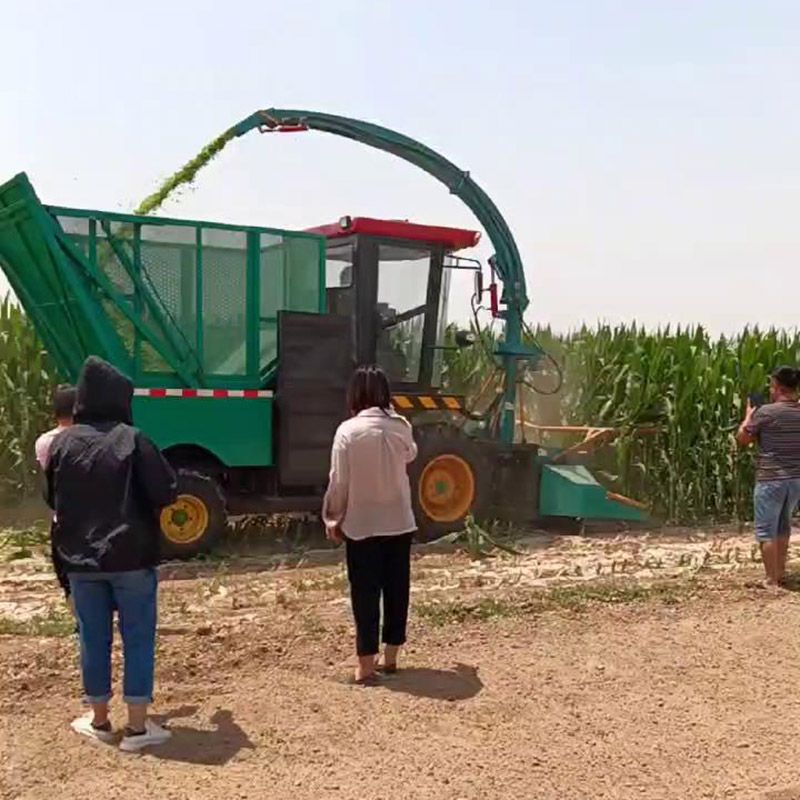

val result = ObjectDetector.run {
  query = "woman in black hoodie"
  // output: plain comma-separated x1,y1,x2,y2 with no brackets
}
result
46,356,177,751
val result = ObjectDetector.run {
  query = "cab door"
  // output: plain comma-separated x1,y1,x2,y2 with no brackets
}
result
363,238,443,391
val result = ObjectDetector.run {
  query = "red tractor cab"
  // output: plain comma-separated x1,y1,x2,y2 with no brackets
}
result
306,216,481,392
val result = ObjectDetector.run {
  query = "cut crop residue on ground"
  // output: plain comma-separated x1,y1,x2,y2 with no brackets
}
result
3,524,800,800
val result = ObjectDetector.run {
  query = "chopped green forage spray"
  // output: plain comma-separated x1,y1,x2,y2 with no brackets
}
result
134,128,236,216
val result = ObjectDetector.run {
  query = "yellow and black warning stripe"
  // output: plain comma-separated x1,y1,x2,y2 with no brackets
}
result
392,394,464,413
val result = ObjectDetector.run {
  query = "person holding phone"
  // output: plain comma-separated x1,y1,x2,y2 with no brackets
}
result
322,365,418,685
737,366,800,588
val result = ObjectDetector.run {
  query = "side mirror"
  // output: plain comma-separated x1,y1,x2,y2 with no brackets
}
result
454,330,476,348
474,269,484,298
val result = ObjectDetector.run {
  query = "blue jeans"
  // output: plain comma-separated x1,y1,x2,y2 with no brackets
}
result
68,568,158,705
754,479,800,542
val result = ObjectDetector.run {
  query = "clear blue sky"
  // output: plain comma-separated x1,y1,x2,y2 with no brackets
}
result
3,0,799,333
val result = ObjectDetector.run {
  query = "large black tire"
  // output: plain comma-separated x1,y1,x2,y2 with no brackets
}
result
159,470,227,560
409,425,490,542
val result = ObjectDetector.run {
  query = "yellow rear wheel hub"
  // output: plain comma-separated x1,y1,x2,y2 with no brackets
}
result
418,454,475,523
160,494,209,545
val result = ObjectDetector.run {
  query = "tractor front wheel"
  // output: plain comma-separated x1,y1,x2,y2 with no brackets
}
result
159,470,227,560
409,427,489,542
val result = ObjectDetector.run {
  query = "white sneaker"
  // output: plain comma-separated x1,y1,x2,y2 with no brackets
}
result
70,714,115,744
119,720,172,752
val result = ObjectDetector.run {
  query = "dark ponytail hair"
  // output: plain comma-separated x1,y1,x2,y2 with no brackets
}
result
771,366,800,392
347,365,392,416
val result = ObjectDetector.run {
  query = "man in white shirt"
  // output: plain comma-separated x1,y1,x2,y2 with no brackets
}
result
35,384,76,599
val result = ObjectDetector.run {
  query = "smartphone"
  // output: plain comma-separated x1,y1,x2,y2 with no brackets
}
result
748,392,766,409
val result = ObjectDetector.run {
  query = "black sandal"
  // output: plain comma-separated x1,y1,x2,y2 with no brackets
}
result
377,664,398,675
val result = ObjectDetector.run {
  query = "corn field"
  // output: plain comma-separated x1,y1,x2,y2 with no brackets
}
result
0,298,796,524
0,298,58,503
442,323,800,524
568,326,800,522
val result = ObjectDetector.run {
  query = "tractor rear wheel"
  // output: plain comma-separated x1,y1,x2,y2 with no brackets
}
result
159,470,227,560
409,426,490,542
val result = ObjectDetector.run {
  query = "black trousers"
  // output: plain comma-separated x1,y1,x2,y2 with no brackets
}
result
345,533,412,657
50,519,70,599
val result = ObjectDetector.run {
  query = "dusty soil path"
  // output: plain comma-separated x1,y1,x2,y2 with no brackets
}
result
3,526,800,800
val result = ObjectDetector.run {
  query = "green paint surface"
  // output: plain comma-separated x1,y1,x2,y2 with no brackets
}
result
132,395,273,467
539,464,646,521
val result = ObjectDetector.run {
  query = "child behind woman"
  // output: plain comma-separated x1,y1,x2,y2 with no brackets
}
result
35,384,76,601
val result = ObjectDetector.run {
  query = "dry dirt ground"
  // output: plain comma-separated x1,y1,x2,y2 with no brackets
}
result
4,524,800,799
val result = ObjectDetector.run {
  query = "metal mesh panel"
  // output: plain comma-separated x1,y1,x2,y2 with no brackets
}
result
49,205,323,385
57,215,138,362
260,234,320,372
285,237,322,311
96,222,135,296
139,225,197,363
5,170,328,387
57,216,90,257
202,229,248,376
259,233,284,372
57,215,136,297
100,300,135,359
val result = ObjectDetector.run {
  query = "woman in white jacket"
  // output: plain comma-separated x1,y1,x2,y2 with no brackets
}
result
323,366,418,684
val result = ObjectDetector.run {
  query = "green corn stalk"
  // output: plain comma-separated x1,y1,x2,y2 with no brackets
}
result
0,296,58,503
441,321,800,524
0,291,795,526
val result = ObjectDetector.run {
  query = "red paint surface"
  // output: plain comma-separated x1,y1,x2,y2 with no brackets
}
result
306,217,480,252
